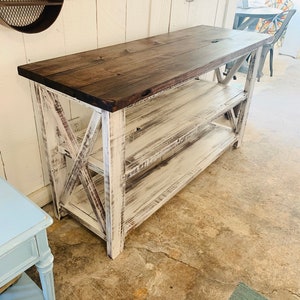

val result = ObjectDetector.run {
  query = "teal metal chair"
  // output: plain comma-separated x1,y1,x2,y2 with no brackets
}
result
257,9,296,81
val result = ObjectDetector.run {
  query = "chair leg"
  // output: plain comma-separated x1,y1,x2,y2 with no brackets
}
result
269,47,274,77
257,46,269,82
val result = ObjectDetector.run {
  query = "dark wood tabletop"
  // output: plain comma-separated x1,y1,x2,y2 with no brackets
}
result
18,25,272,112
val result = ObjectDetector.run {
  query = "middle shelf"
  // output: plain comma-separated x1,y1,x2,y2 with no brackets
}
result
62,78,246,180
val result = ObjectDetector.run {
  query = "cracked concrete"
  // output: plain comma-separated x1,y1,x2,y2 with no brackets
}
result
27,53,300,299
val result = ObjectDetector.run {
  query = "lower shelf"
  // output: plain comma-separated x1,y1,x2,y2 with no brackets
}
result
62,123,237,239
124,123,237,233
62,175,106,240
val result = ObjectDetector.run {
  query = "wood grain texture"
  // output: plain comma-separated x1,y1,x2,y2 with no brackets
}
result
60,111,101,208
124,124,237,233
34,84,67,218
102,109,126,258
18,25,272,112
59,78,246,182
61,124,237,237
35,84,106,232
236,46,263,148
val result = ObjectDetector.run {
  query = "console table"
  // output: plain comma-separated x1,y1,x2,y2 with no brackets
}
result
18,25,272,259
0,177,55,299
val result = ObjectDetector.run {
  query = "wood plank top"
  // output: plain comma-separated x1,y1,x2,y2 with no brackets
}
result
18,25,272,112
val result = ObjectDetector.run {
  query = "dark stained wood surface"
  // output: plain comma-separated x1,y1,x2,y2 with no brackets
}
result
18,25,272,112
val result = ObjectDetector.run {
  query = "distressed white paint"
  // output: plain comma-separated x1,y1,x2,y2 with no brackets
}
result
102,109,126,259
0,0,237,204
124,125,237,233
34,84,68,217
36,85,106,232
26,24,267,258
236,46,263,147
47,76,249,258
124,80,246,178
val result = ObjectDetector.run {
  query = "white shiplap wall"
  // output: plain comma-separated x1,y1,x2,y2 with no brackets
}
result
0,0,237,205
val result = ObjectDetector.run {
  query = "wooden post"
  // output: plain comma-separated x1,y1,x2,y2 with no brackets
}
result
34,83,67,218
236,46,262,147
102,109,126,259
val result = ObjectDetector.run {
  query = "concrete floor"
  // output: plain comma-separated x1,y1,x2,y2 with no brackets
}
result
29,53,300,300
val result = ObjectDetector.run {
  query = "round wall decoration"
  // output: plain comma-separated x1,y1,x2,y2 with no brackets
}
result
0,1,63,33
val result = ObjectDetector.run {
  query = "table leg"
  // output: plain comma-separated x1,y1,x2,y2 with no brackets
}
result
236,46,263,147
34,84,68,219
102,109,126,259
35,230,55,300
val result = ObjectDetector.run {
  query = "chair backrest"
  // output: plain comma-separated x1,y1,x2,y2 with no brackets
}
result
263,9,296,45
265,0,294,10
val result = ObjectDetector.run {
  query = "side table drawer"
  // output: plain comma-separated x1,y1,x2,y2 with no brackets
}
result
0,237,39,284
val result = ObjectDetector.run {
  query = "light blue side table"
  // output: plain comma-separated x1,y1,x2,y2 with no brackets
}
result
0,177,55,300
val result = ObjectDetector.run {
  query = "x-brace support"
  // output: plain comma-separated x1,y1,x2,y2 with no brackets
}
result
36,85,106,233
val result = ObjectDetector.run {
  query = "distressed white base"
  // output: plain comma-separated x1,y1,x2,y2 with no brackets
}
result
29,43,263,258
